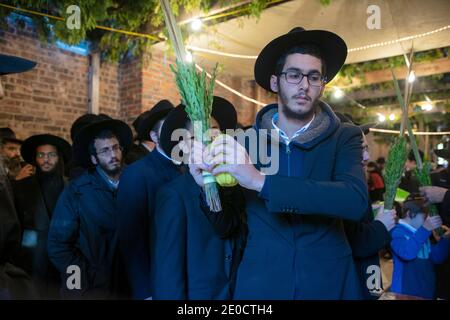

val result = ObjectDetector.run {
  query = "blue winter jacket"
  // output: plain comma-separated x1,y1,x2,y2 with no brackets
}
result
390,221,450,299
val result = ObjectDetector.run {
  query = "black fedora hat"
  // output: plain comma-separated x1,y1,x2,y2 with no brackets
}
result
0,127,23,145
160,96,237,157
254,27,347,92
435,146,450,160
133,100,174,141
0,54,37,75
335,112,378,135
73,115,133,167
70,113,100,141
21,134,71,165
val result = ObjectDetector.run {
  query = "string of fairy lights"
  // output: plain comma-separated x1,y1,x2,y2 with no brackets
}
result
2,4,450,135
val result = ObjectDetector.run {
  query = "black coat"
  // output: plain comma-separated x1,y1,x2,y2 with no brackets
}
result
124,143,150,165
116,149,182,299
344,203,391,300
0,164,35,299
12,174,64,298
47,170,122,299
151,174,239,300
430,169,450,299
0,169,20,264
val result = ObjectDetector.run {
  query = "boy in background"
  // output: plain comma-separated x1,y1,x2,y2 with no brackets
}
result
390,195,450,299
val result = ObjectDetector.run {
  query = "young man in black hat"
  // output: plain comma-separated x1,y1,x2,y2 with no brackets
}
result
47,115,132,299
1,53,37,299
125,100,175,164
206,27,368,299
151,96,246,300
11,134,71,299
116,99,178,299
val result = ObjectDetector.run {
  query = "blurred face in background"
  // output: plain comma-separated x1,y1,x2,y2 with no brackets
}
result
1,142,21,161
1,142,22,174
405,159,417,172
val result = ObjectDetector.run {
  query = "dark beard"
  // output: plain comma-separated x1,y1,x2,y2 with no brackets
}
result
4,156,22,176
37,165,59,178
280,102,316,121
278,81,317,121
100,162,122,177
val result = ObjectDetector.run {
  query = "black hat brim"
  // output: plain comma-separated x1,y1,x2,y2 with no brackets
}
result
254,29,347,92
435,149,450,159
21,134,72,165
134,100,175,141
0,54,37,75
160,96,237,157
70,113,100,141
73,119,133,167
1,137,23,145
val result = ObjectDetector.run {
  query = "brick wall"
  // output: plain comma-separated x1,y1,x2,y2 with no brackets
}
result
141,50,181,113
119,56,143,125
1,23,267,143
0,24,123,142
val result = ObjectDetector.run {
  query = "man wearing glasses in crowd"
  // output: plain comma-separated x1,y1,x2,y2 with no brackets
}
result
12,134,71,299
47,115,132,299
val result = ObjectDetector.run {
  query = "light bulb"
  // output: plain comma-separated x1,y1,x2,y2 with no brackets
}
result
190,19,203,31
408,71,416,83
333,88,344,99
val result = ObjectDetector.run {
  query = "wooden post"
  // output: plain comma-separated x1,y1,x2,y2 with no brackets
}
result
418,117,425,153
88,52,100,115
0,79,4,99
424,125,430,160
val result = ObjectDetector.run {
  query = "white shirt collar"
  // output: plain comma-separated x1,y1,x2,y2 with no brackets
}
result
398,219,418,233
156,145,181,165
271,112,315,144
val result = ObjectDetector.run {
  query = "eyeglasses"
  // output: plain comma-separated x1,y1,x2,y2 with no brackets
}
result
96,144,123,156
279,71,326,87
36,152,58,159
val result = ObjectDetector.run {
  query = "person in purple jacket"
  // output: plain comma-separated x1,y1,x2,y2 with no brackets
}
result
390,195,450,299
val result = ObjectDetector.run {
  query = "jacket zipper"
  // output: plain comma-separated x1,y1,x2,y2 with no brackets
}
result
285,140,297,297
286,142,291,177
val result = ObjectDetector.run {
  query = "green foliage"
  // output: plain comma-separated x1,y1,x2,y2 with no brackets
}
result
248,0,270,19
0,0,272,61
413,162,443,235
338,47,449,84
383,136,407,210
170,60,218,142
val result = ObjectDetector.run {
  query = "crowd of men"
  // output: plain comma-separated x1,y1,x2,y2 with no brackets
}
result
1,26,450,300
